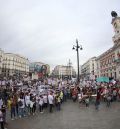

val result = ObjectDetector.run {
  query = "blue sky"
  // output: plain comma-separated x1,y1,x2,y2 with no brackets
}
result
0,0,120,70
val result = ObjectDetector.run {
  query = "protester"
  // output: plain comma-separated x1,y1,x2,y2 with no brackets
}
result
0,76,120,129
18,96,25,118
0,109,4,129
38,95,44,113
48,92,54,113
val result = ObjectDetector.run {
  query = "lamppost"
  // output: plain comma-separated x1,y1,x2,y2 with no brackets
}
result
72,39,83,83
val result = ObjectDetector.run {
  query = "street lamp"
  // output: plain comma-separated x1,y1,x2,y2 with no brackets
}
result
72,39,83,83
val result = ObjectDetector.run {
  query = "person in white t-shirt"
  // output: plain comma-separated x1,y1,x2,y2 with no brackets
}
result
38,95,44,113
25,93,30,115
30,99,34,115
43,94,48,108
48,93,54,113
18,96,25,118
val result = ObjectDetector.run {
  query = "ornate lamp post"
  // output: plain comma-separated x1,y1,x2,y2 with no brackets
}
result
72,39,83,83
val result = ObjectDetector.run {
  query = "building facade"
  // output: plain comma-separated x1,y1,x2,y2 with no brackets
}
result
53,65,76,79
96,48,116,79
111,11,120,80
95,11,120,80
0,49,4,75
2,53,29,77
81,57,97,80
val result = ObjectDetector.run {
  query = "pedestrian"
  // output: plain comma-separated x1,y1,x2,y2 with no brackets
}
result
1,103,6,125
95,90,101,110
60,91,63,103
48,92,54,113
18,96,25,118
38,95,44,113
56,94,61,111
32,97,36,115
10,97,16,120
43,94,48,108
106,94,112,107
85,97,89,107
0,109,4,129
14,93,19,117
30,96,34,115
25,93,30,115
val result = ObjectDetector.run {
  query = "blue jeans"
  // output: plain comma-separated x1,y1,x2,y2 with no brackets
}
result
11,107,16,119
106,100,111,107
95,101,100,110
57,102,61,111
19,108,24,117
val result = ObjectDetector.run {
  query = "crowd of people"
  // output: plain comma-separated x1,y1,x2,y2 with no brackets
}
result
0,77,74,129
0,77,120,129
77,80,120,109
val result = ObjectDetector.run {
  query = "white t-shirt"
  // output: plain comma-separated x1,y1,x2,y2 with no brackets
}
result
43,95,47,103
18,98,25,108
48,95,54,104
25,95,30,106
30,100,34,108
39,97,44,106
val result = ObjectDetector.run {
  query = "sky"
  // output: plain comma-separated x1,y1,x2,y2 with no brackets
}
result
0,0,120,71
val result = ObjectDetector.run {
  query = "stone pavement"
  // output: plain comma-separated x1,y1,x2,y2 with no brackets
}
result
7,101,120,129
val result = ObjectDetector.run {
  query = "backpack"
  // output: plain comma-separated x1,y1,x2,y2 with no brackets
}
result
18,100,23,107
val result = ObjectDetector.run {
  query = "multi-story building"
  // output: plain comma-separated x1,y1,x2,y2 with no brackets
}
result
81,57,97,80
111,11,120,80
2,53,29,77
96,48,116,78
96,11,120,80
53,65,76,78
0,49,4,75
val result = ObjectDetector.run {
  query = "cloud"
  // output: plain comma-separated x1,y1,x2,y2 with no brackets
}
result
0,0,120,70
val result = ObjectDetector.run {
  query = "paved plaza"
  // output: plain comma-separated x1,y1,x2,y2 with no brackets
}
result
7,100,120,129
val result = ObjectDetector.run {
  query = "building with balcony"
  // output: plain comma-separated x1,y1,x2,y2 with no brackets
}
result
81,57,97,80
96,48,116,79
111,11,120,79
2,53,29,77
95,11,120,80
53,65,76,79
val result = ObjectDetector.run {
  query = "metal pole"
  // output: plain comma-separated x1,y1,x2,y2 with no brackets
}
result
76,40,80,83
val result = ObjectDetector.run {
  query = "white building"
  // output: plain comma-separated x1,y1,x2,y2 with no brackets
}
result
2,53,29,76
53,65,76,78
111,11,120,80
81,57,97,80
